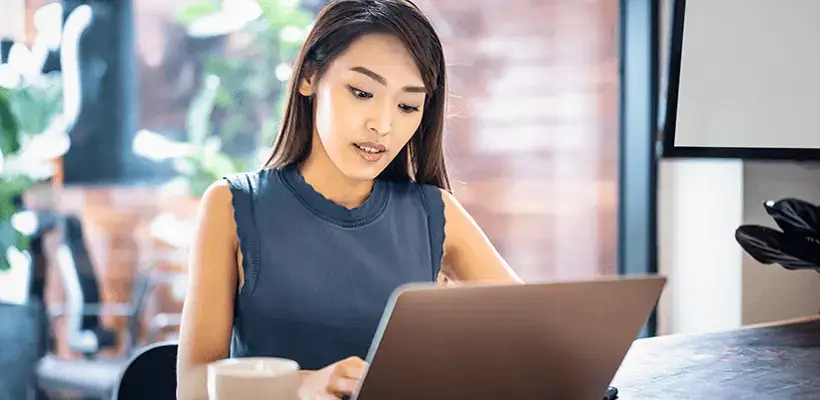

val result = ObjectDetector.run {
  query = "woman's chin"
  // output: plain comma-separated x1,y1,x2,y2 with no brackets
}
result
337,161,388,182
330,151,390,181
342,167,383,182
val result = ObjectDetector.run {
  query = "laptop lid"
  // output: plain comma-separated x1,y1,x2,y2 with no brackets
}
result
353,275,666,399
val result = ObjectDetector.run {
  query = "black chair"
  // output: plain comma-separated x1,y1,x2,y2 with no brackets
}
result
35,215,151,399
112,341,178,400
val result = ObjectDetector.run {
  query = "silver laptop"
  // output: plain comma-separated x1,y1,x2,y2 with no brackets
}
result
352,275,666,399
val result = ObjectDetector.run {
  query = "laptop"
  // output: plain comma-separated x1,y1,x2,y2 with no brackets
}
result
352,275,666,400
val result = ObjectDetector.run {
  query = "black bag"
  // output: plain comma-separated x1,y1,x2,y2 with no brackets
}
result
735,198,820,273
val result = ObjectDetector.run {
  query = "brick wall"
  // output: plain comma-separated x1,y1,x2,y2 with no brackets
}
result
418,0,619,280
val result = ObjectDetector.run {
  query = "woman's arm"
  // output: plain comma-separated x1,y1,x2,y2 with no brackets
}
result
176,180,370,399
176,180,240,400
440,189,523,283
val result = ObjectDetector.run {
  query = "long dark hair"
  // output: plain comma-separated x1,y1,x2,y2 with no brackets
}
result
264,0,451,191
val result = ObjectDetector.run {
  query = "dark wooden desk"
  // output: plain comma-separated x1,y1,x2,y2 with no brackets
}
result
611,315,820,399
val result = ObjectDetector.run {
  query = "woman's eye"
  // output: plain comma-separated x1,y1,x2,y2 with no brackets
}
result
348,86,373,99
398,104,421,113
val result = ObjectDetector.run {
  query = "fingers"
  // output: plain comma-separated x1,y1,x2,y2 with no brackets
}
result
326,376,360,395
334,357,368,379
326,357,368,397
311,393,341,400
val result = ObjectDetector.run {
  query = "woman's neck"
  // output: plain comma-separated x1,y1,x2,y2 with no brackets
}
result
298,142,374,210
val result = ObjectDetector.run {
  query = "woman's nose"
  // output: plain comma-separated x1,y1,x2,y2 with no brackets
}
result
365,104,393,135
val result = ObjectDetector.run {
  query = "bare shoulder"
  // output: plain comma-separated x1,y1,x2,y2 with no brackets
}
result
438,187,480,255
438,187,476,234
438,187,458,203
438,187,459,209
438,187,522,283
195,179,239,246
199,179,233,211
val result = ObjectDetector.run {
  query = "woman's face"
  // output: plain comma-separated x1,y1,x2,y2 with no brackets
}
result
300,33,427,182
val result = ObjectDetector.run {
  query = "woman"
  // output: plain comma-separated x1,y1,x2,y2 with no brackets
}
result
176,0,522,398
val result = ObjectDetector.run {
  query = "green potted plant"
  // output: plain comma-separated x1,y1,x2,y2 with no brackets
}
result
0,61,68,272
0,87,26,273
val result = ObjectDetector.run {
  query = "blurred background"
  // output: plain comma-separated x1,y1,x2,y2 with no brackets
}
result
0,1,620,397
1,0,818,399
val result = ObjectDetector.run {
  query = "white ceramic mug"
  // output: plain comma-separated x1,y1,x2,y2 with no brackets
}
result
207,357,301,400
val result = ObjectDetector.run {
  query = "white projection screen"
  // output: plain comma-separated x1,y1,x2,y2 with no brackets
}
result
661,0,820,160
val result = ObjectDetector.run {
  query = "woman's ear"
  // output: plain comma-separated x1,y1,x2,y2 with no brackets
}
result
299,72,316,97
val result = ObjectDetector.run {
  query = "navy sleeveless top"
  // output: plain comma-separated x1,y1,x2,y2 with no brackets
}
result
224,165,444,370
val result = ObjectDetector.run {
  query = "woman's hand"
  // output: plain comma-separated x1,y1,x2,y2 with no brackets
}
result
298,356,368,399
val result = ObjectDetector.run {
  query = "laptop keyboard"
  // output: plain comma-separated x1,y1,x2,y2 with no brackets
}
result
346,386,618,399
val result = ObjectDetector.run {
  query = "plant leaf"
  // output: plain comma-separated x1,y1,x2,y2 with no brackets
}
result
0,86,21,154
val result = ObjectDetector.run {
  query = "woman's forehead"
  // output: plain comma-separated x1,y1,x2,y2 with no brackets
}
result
327,34,424,88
